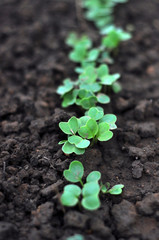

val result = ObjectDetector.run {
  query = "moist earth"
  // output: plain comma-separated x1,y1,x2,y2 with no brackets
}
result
0,0,159,239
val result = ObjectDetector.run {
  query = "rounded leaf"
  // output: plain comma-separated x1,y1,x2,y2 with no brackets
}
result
99,114,117,124
64,160,84,183
68,136,90,149
88,107,104,120
78,116,90,127
96,122,113,141
62,141,85,155
97,93,110,104
57,79,74,95
97,64,109,78
61,184,81,207
59,116,79,135
78,118,98,139
82,195,100,210
86,171,101,182
82,182,100,196
79,96,97,110
108,184,124,195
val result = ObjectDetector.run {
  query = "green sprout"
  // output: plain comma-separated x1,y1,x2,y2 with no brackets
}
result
66,33,100,64
61,161,124,210
101,25,131,49
81,0,129,31
57,64,120,110
59,107,117,155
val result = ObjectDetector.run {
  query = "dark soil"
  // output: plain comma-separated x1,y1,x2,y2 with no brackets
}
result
0,0,159,239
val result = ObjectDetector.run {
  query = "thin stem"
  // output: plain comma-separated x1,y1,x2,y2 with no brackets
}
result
90,137,97,147
79,179,84,187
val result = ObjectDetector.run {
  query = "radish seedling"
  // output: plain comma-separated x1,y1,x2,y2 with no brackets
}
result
101,25,131,49
61,161,124,210
57,64,120,109
81,0,129,31
59,107,117,155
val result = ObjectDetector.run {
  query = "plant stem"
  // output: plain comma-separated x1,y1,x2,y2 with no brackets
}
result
91,137,97,147
79,179,84,187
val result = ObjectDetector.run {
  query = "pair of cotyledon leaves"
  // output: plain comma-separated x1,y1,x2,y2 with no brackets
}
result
57,64,120,109
61,161,124,210
66,33,100,64
59,107,116,155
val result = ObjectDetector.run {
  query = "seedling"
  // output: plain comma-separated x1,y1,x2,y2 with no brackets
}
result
101,25,131,49
59,107,117,155
57,64,121,110
66,33,100,64
81,0,129,31
61,161,124,210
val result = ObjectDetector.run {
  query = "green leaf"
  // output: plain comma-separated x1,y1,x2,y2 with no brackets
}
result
79,96,97,110
61,184,81,207
57,79,74,95
112,82,122,93
108,184,124,195
99,114,117,124
88,107,104,120
101,73,120,85
96,122,113,141
62,141,85,155
66,32,78,47
82,195,100,210
80,82,101,93
101,184,107,193
69,46,87,63
68,135,90,149
59,116,79,135
78,118,98,139
87,48,100,62
82,182,100,198
97,93,110,104
64,160,84,183
86,171,101,182
99,114,117,130
78,89,94,99
82,182,100,210
78,116,90,127
66,234,84,240
62,89,79,108
97,64,109,78
58,140,67,145
79,66,97,83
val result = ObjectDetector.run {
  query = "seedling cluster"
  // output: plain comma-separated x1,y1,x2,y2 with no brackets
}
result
56,0,131,210
61,161,124,210
57,64,121,109
81,0,129,31
59,107,116,155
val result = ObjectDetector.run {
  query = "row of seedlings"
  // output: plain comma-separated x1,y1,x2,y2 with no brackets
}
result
57,0,131,211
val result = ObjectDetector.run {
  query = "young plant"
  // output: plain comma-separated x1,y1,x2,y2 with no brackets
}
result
81,0,129,31
66,33,100,65
57,64,120,110
59,107,117,155
61,161,124,210
101,25,131,50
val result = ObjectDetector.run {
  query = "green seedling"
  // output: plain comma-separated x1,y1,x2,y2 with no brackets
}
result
101,25,131,49
59,107,117,155
66,33,100,64
57,64,120,110
61,161,124,210
81,0,129,31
